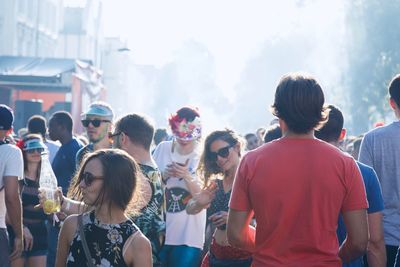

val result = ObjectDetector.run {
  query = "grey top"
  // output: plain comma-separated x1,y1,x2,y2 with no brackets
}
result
359,120,400,246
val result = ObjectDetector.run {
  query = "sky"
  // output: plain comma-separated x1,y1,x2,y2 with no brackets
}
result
100,0,347,134
103,0,345,91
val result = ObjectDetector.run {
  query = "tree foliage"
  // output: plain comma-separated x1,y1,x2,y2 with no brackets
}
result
345,0,400,133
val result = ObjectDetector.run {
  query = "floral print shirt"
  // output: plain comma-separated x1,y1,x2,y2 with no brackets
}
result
132,164,165,266
67,211,139,267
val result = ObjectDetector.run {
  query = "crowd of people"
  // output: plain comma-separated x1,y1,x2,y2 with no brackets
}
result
1,71,400,267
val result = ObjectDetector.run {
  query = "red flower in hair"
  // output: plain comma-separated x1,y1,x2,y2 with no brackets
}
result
16,139,25,151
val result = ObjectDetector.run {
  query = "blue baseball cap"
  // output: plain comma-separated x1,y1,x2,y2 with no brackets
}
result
81,102,114,121
0,104,14,130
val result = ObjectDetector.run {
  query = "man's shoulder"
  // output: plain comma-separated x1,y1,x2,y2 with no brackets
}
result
364,122,399,138
156,140,172,150
45,140,61,148
65,138,84,151
153,140,172,157
357,161,374,173
77,144,92,154
0,143,22,158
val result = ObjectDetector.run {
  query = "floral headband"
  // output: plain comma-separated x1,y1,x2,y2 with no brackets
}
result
169,115,202,141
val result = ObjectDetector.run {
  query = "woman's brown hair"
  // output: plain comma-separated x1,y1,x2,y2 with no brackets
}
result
22,133,43,180
67,149,143,216
197,129,243,188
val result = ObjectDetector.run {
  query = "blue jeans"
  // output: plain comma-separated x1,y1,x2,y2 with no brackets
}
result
394,246,400,267
386,245,399,267
160,245,202,267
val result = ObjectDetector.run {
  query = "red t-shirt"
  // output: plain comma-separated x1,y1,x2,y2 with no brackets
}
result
229,138,368,267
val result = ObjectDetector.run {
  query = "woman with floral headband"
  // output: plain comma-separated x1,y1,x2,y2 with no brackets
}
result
153,106,206,267
8,134,49,267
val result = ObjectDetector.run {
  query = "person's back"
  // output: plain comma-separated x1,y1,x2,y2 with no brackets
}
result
359,122,400,240
316,104,385,267
237,138,364,265
359,73,400,266
336,162,385,267
228,73,368,267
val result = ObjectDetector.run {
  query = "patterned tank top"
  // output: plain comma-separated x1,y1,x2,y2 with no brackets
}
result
206,179,231,230
66,210,139,267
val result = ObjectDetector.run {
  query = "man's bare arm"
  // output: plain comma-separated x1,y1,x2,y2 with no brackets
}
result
366,212,386,267
4,175,23,260
227,208,255,252
339,209,369,263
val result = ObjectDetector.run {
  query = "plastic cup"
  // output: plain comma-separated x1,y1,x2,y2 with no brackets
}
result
40,188,61,215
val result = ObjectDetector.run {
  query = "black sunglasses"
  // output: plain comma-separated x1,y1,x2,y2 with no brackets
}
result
81,119,110,128
209,144,235,161
26,148,45,154
108,132,122,139
81,172,103,186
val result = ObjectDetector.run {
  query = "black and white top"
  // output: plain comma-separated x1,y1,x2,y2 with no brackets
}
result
67,211,139,267
207,179,231,230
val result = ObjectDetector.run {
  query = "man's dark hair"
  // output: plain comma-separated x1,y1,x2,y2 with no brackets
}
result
176,106,200,122
27,115,47,139
389,74,400,107
50,111,73,132
264,124,282,143
115,114,154,150
315,104,343,143
271,73,328,134
244,133,257,140
154,128,168,146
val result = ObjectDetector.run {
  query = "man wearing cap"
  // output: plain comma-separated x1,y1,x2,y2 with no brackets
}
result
0,104,24,266
76,101,114,168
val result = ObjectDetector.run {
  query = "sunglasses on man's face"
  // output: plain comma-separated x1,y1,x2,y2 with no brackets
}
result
108,132,122,139
26,148,45,154
81,119,110,128
81,172,103,186
209,144,234,161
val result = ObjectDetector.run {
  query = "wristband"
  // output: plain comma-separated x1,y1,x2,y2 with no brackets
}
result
65,201,71,212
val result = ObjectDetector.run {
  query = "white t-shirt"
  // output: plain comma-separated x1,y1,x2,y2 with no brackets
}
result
153,140,206,249
0,143,23,228
44,140,60,163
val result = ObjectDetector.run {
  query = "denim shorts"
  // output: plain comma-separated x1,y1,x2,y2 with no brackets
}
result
22,249,47,258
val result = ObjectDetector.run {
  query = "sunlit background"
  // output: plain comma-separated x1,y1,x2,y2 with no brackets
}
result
1,0,399,136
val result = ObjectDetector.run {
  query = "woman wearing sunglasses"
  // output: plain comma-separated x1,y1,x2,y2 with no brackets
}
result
186,129,252,267
152,106,206,267
55,149,152,267
9,134,49,267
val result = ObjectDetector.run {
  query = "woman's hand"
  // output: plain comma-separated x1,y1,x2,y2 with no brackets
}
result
23,226,34,251
36,187,64,210
186,181,217,214
209,211,228,228
192,181,217,207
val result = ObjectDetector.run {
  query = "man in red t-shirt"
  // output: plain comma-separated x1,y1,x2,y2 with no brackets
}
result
227,73,369,267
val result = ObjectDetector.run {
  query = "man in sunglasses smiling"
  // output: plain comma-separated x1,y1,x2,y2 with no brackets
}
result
76,102,114,167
